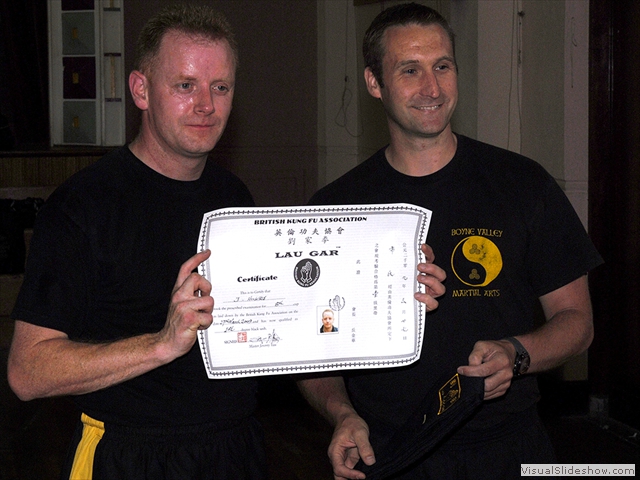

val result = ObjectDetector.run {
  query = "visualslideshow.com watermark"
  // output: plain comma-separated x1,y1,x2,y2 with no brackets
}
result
521,464,635,477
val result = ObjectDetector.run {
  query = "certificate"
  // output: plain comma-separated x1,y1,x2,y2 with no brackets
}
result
197,203,432,378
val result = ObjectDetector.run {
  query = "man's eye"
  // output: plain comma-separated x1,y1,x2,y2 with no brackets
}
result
213,85,229,93
179,82,192,90
405,68,417,75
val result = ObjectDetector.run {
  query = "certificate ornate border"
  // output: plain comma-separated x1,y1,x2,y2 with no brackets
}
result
197,203,431,378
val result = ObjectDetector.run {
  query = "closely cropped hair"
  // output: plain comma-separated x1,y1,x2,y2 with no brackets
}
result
135,3,238,76
363,2,456,87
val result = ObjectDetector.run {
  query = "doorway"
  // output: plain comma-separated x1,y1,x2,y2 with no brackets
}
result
588,0,640,430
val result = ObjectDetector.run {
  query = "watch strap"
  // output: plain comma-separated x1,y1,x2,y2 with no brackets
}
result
505,336,530,376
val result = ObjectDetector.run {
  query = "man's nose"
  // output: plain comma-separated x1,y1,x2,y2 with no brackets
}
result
420,71,441,98
195,88,215,114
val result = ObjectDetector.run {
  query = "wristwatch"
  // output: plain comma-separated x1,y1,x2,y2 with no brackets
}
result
505,336,530,376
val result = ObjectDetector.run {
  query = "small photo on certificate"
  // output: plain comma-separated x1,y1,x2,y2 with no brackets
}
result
318,307,339,334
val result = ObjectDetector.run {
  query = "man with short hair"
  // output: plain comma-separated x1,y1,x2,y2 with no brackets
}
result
299,3,602,479
321,309,338,333
8,5,267,478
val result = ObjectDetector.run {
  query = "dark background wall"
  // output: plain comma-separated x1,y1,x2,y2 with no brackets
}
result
589,0,640,430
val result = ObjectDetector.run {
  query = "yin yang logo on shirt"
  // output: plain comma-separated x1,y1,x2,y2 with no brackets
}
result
451,236,503,287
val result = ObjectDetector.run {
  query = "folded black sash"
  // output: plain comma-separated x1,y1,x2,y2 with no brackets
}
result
356,373,485,479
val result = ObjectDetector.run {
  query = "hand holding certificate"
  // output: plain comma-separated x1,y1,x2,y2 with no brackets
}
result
197,204,431,378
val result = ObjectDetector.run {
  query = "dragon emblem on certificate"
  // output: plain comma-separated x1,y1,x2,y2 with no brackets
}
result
197,203,432,378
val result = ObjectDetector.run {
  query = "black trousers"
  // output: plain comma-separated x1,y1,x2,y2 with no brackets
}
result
389,406,557,480
60,413,267,480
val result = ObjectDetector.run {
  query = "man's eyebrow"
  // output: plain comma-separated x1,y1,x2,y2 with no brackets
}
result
396,59,420,68
438,55,456,64
173,74,234,85
395,55,456,69
174,74,197,82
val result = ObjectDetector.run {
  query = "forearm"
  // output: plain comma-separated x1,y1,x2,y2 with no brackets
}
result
515,307,593,374
8,323,173,400
515,275,594,374
297,375,357,426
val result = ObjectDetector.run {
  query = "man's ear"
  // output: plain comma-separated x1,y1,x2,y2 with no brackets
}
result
364,67,382,99
129,70,149,110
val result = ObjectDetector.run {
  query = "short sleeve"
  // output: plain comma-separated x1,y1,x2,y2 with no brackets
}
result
11,192,94,336
525,177,603,297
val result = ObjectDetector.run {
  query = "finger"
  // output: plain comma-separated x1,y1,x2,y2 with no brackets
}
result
459,344,510,376
328,454,356,479
417,261,447,278
193,274,213,299
458,364,487,377
467,341,492,366
173,271,213,305
334,474,360,480
420,243,435,263
483,373,512,400
416,271,446,296
331,463,366,480
460,354,499,376
458,367,510,400
171,270,213,320
484,373,511,394
174,250,211,292
171,286,214,321
354,437,376,467
192,292,215,317
195,309,214,330
328,445,367,480
414,291,439,311
180,309,214,334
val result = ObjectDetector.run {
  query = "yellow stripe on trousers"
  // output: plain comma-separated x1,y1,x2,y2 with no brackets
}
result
69,413,105,479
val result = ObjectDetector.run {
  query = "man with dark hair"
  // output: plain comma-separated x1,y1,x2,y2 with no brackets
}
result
8,5,267,478
362,1,457,88
299,3,602,479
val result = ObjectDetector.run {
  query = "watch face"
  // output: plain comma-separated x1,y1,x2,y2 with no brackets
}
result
520,355,531,374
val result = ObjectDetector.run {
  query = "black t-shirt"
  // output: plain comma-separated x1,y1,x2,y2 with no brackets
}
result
309,134,603,442
12,146,259,426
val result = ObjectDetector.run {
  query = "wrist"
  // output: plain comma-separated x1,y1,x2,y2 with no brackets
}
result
149,331,178,366
504,336,530,376
329,400,360,428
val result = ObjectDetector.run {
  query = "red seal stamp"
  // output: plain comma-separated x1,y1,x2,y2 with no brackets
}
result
237,332,247,343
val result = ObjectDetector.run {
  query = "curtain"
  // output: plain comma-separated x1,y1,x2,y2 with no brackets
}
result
0,0,49,148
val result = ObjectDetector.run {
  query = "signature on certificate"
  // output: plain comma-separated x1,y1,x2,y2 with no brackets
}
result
249,329,281,346
233,295,267,303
